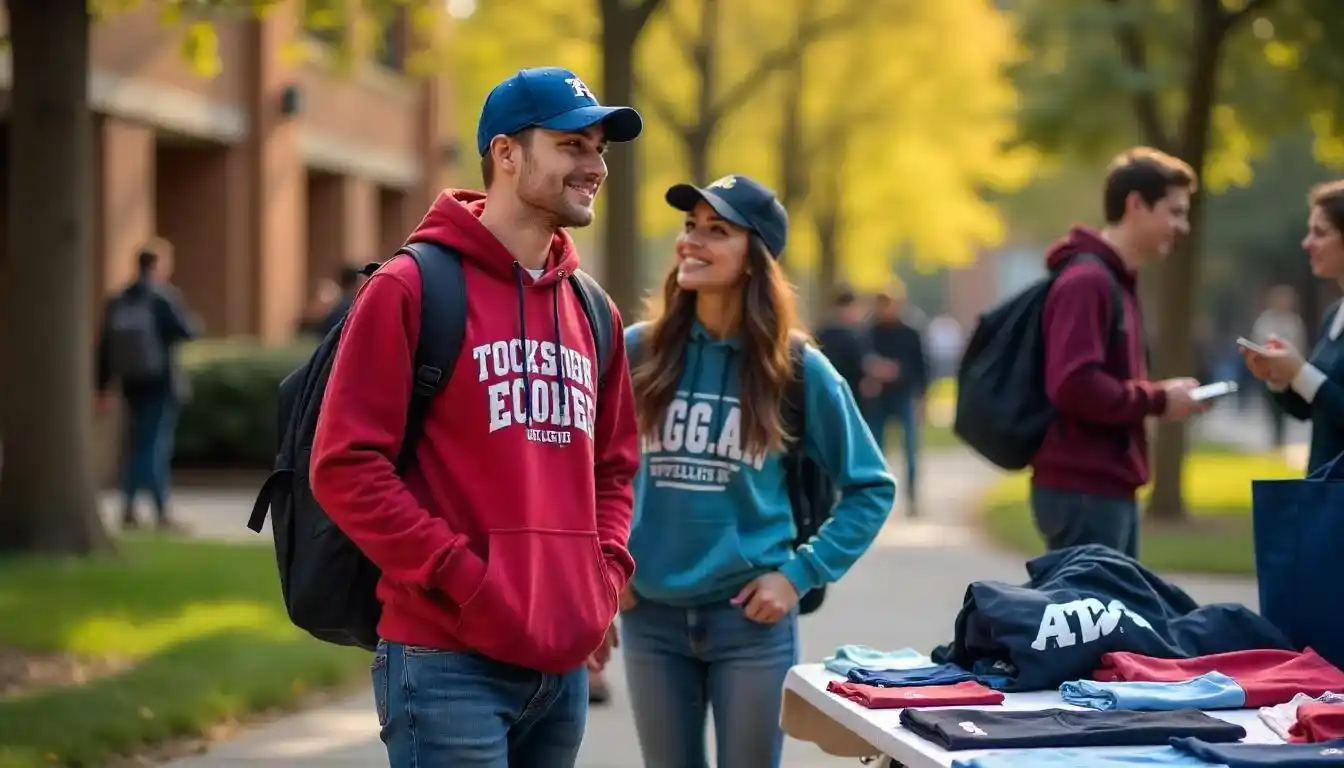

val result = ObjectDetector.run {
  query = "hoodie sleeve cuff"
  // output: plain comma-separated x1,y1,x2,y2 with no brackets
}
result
1146,385,1168,416
780,557,821,601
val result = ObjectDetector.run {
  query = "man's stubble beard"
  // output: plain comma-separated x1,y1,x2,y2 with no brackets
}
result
519,166,594,230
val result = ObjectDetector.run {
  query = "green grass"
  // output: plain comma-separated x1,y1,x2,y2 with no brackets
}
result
979,451,1301,575
0,537,367,768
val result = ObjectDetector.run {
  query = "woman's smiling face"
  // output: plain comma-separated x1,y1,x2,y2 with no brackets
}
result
674,201,750,293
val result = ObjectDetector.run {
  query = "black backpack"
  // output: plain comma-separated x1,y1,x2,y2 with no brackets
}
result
628,329,837,615
247,241,615,651
953,253,1126,471
106,289,167,383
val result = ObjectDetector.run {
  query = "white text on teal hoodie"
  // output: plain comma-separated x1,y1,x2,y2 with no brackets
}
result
626,321,897,606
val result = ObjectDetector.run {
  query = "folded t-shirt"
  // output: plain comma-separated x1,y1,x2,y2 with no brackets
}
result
1060,672,1245,711
1262,694,1344,741
898,707,1245,751
1170,736,1344,767
827,680,1004,709
823,645,934,677
1291,704,1344,744
848,663,1010,690
1094,648,1344,707
951,748,1212,767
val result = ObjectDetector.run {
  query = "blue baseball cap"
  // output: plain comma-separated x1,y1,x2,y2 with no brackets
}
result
666,175,789,258
476,67,643,156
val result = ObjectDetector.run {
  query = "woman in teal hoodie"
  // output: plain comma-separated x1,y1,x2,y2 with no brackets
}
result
618,174,896,768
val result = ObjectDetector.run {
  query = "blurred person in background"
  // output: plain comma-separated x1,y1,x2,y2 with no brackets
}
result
616,174,895,768
299,264,364,338
96,238,200,531
866,285,928,516
1251,284,1309,448
814,285,872,398
926,312,966,381
1244,182,1344,473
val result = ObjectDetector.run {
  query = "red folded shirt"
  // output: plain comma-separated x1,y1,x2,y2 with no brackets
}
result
1290,703,1344,743
826,680,1005,709
1092,648,1344,707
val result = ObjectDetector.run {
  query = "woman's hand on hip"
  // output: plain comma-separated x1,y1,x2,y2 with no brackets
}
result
731,572,799,624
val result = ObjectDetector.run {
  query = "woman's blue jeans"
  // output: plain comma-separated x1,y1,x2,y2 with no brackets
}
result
619,597,799,768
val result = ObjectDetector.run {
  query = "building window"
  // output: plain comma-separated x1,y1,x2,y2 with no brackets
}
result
376,8,407,71
304,0,344,47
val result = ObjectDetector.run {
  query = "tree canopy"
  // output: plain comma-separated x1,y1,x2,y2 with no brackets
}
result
448,0,1033,295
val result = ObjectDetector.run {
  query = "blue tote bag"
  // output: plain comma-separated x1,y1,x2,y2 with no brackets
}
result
1252,450,1344,669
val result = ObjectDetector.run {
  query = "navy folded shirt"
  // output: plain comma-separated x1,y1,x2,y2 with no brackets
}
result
899,707,1246,751
1169,737,1344,767
847,663,1011,690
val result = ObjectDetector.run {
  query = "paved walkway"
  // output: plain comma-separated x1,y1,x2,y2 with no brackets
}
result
151,448,1257,767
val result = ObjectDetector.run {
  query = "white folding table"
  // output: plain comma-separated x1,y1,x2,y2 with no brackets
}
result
779,663,1283,768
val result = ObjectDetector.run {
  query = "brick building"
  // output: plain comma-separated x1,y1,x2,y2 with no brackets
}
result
0,4,455,344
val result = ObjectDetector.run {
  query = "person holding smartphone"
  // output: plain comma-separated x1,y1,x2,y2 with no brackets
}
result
1243,180,1344,474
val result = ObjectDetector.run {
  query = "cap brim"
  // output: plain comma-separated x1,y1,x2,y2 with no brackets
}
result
665,184,753,230
536,105,643,142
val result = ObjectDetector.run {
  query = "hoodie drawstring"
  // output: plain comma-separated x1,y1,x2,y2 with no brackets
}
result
511,261,568,427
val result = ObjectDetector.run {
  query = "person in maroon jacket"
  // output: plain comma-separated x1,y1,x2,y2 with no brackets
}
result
309,67,643,768
1031,147,1210,560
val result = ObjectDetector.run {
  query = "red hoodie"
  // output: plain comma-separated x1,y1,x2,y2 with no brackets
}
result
1032,227,1168,499
310,190,639,674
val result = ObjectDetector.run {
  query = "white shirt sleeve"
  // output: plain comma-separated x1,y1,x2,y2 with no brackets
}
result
1291,364,1329,403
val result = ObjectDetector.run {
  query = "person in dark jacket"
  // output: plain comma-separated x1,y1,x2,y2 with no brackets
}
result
96,239,201,530
299,264,364,338
867,286,928,516
814,286,872,397
1244,180,1344,475
1031,148,1209,559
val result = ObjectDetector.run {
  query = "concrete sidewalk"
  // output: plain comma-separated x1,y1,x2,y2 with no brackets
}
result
154,448,1258,767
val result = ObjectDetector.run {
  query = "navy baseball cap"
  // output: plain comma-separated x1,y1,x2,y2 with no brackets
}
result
666,175,789,257
476,67,643,156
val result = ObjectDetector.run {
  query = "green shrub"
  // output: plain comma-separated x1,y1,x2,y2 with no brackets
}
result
174,337,317,468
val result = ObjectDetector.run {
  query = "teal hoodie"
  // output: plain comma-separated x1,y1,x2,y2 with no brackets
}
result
626,321,896,606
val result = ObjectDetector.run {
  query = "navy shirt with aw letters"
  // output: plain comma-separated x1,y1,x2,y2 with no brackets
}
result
931,545,1291,691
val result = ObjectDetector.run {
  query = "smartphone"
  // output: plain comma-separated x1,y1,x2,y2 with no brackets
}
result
1237,337,1271,355
1190,381,1239,402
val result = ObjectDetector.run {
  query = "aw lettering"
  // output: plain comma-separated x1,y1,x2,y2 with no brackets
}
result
1029,598,1154,652
642,394,765,491
470,337,596,445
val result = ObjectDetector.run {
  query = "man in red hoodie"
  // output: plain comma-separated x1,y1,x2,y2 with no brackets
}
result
310,67,643,768
1031,147,1210,560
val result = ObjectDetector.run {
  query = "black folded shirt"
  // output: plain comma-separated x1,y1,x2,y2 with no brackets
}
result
898,707,1246,751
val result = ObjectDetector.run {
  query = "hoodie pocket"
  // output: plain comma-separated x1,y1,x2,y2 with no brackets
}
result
455,529,616,671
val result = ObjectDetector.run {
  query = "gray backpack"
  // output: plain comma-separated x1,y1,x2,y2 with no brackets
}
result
107,291,167,383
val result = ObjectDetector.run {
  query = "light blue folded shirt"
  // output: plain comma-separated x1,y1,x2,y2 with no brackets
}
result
823,645,934,677
1059,671,1245,712
952,748,1213,767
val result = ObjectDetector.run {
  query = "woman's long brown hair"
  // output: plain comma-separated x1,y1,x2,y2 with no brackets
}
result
632,234,804,457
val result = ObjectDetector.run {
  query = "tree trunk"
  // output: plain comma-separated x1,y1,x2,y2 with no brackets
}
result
599,0,662,318
1145,2,1223,522
684,0,719,184
0,0,113,555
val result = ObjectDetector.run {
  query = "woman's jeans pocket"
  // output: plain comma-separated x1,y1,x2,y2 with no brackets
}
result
372,642,389,727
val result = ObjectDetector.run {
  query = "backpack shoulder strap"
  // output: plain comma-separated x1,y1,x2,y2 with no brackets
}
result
568,269,615,379
397,241,467,473
782,334,809,459
1065,253,1128,343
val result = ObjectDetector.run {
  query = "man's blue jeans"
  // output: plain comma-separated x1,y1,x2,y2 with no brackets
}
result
121,391,177,520
864,393,918,504
372,642,588,768
619,598,799,768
